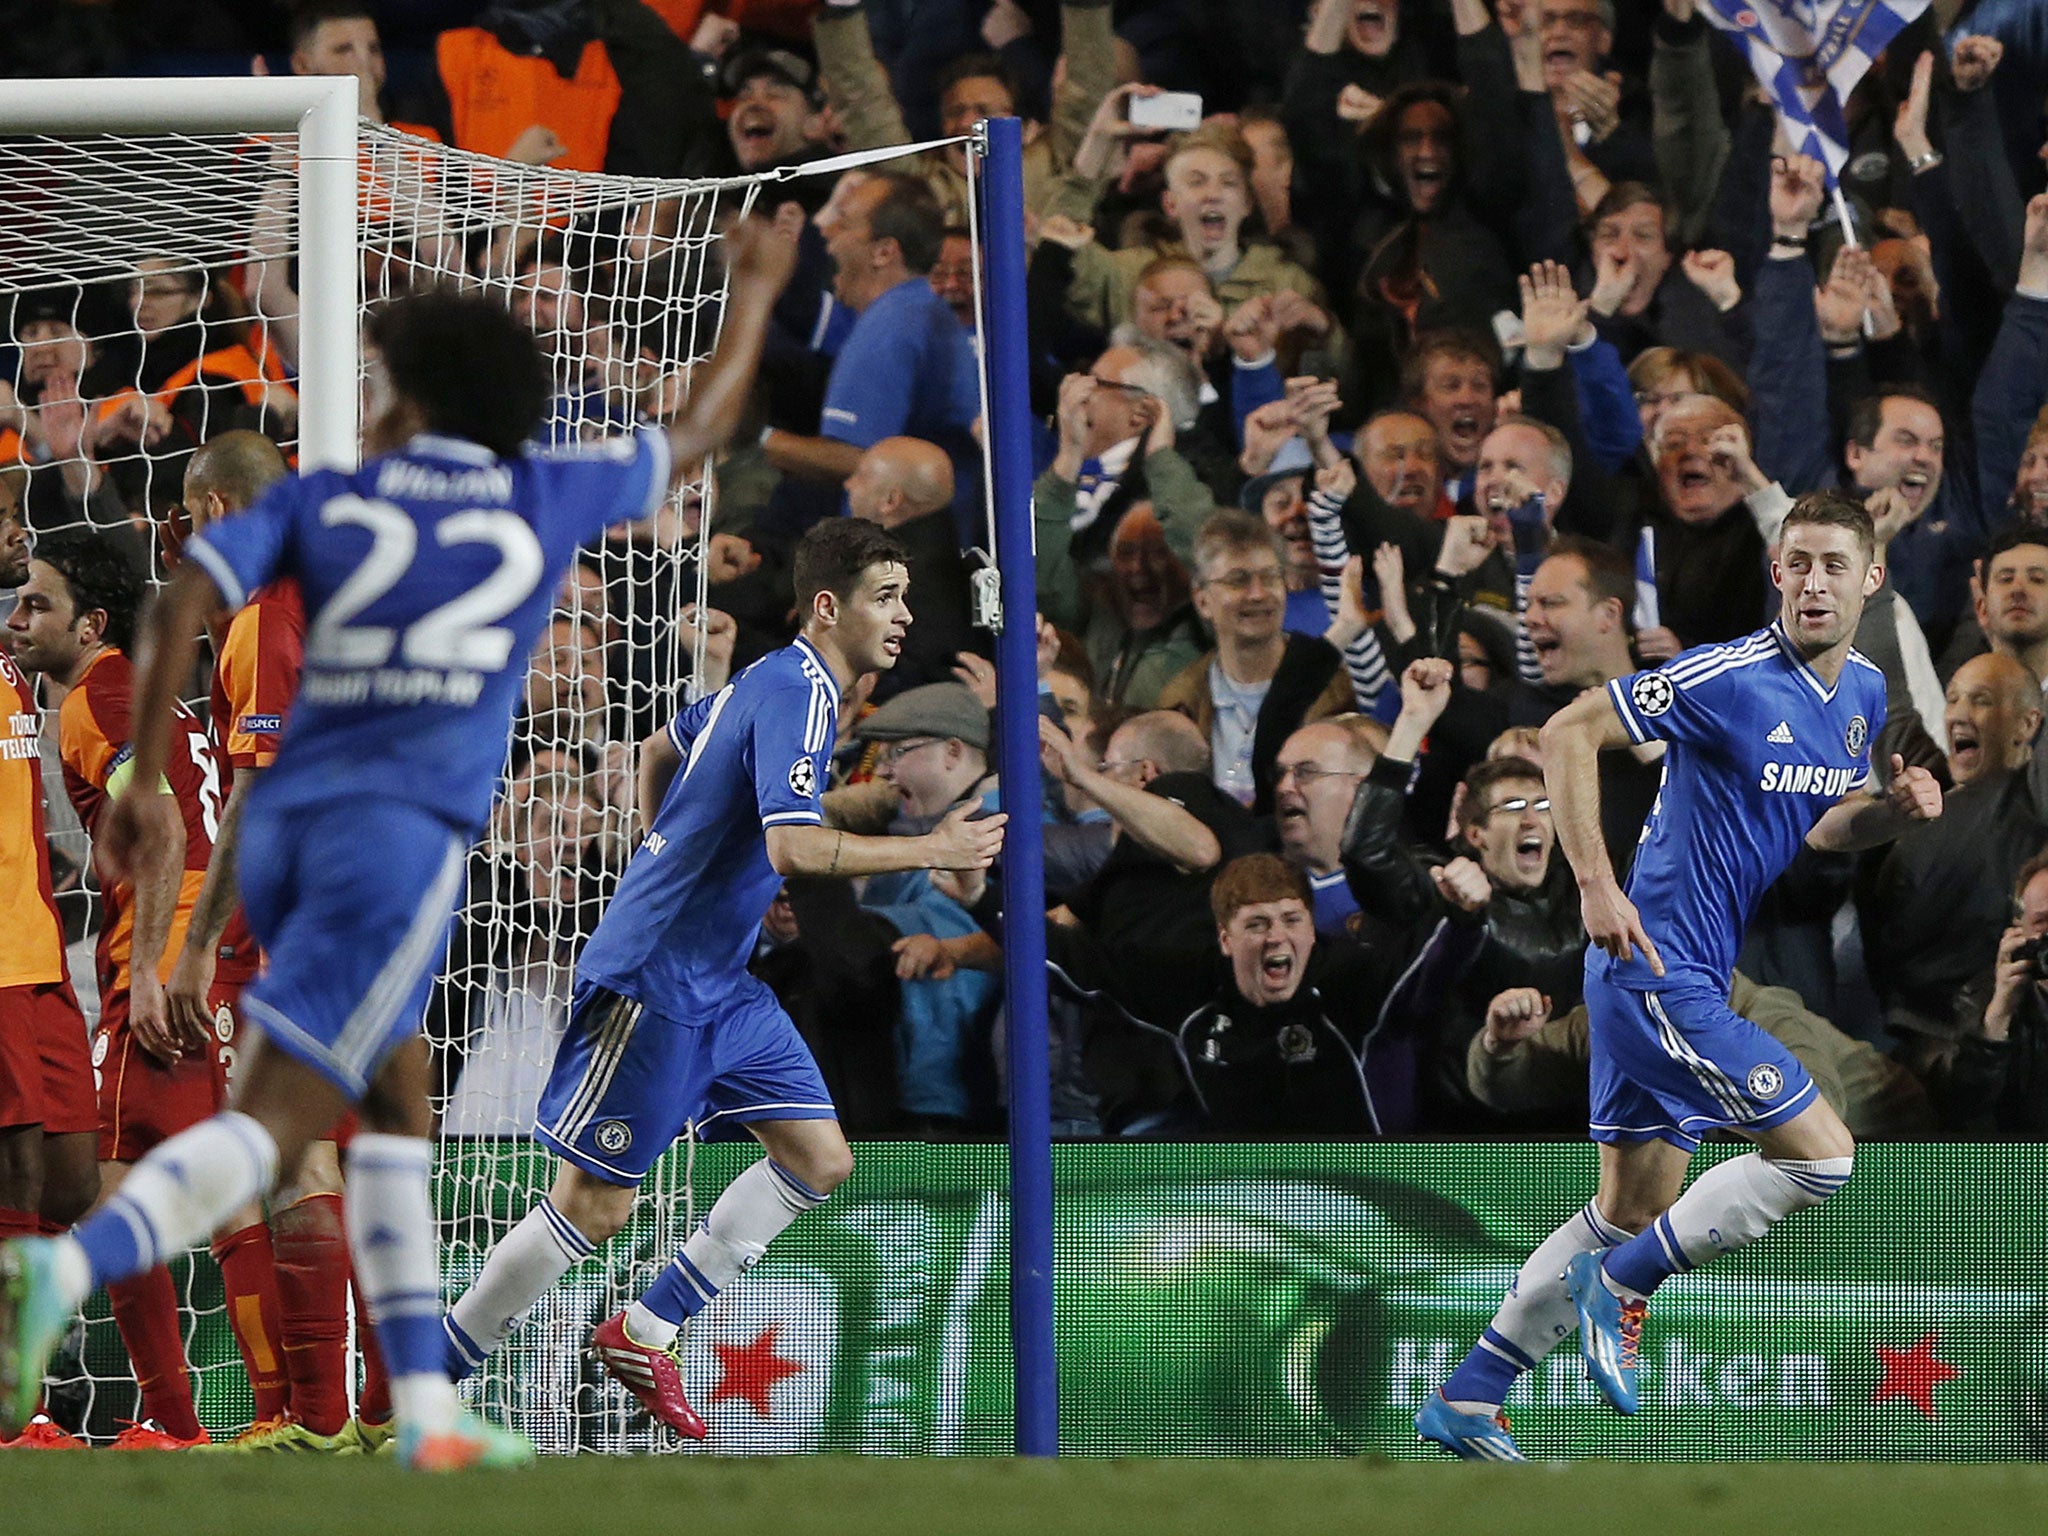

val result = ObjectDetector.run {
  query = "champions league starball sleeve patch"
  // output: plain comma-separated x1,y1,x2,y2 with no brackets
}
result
1631,673,1675,718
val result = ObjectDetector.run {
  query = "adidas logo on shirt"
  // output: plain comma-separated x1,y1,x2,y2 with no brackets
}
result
1766,721,1795,745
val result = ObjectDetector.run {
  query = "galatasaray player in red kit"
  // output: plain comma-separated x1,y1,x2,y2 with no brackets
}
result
0,483,99,1449
7,529,284,1450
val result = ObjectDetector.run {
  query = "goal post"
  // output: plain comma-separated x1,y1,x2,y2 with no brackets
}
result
0,74,359,469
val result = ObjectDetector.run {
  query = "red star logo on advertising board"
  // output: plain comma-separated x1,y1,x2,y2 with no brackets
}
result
709,1324,805,1417
1871,1332,1961,1419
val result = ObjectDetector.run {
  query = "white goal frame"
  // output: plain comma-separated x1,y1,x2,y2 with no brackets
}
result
0,74,360,471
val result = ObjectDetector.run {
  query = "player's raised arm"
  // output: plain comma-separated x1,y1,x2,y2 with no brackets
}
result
1805,751,1944,852
766,801,1008,878
660,208,802,474
1539,683,1664,976
97,562,226,886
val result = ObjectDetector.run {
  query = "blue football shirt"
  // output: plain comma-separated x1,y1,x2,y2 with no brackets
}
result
575,636,840,1014
1600,621,1886,992
187,429,670,834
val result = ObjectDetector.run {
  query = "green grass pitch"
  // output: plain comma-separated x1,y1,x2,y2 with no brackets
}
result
3,1457,2047,1535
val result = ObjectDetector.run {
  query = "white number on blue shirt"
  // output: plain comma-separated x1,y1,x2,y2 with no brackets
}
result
305,496,545,673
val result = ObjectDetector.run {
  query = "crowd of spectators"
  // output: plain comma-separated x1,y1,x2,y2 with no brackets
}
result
5,0,2048,1143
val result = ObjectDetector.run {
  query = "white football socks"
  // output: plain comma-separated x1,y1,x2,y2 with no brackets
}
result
627,1159,826,1349
1443,1200,1634,1417
444,1198,595,1374
345,1134,459,1432
66,1111,279,1296
1602,1152,1855,1300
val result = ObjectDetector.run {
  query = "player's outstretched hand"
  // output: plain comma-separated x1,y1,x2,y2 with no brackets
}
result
927,803,1007,871
98,788,181,889
1886,752,1942,822
725,208,801,295
1582,875,1665,976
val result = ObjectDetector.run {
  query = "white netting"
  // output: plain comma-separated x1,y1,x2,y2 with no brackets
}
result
0,115,942,1450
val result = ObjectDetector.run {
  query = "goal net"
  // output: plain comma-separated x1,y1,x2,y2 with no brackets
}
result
0,84,961,1450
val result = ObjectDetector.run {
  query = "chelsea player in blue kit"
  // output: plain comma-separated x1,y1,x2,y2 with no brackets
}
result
438,516,1005,1439
0,218,801,1468
1418,492,1945,1460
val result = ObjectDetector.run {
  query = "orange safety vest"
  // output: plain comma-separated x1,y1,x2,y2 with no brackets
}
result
436,27,621,172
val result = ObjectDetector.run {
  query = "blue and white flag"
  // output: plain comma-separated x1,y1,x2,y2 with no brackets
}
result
1701,1,1931,186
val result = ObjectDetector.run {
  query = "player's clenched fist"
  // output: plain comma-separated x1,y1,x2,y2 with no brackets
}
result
926,802,1008,870
1885,752,1942,822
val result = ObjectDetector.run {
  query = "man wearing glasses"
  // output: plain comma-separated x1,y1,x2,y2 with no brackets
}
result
1156,511,1353,813
1337,659,1587,1127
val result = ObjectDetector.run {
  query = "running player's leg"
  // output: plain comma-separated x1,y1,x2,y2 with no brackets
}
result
1563,978,1848,1412
1425,968,1694,1454
624,988,846,1358
442,1161,633,1381
444,983,686,1381
1602,1093,1854,1302
1429,1139,1683,1424
1595,979,1851,1304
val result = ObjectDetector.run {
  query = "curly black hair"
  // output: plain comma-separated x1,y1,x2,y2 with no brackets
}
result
366,291,549,458
33,529,142,655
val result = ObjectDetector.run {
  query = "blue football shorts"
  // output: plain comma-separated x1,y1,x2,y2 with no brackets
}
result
235,797,468,1099
1584,962,1816,1151
534,974,836,1185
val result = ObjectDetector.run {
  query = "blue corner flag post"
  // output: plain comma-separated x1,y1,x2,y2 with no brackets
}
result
977,114,1057,1457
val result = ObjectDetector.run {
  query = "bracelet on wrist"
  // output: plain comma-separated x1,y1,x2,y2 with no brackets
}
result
1907,148,1943,174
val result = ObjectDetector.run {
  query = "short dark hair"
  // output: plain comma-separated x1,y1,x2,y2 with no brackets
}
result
1543,535,1634,623
288,0,377,52
1845,383,1943,452
1209,852,1313,927
1584,182,1672,247
934,52,1019,110
792,517,910,615
1986,521,2048,569
865,173,946,276
1457,755,1545,839
365,292,549,458
1399,328,1501,402
1780,489,1875,563
34,529,142,655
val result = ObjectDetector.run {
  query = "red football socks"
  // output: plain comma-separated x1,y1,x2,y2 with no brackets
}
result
106,1266,202,1441
270,1192,352,1435
213,1220,290,1424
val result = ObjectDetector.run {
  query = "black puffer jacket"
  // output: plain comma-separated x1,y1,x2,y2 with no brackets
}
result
1339,755,1587,1127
